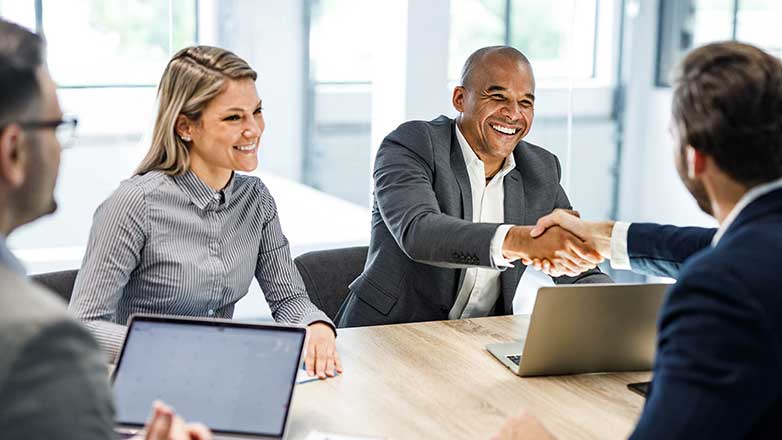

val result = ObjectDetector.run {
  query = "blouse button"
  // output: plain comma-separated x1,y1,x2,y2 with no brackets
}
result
207,309,215,316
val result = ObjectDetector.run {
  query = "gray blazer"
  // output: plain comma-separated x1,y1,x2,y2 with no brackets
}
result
336,115,611,327
0,266,114,439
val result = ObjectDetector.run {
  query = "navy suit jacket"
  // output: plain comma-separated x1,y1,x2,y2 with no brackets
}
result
628,188,782,439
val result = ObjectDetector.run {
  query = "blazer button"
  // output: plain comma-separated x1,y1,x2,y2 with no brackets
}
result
440,305,449,313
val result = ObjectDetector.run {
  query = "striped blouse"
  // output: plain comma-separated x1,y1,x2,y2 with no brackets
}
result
68,170,331,360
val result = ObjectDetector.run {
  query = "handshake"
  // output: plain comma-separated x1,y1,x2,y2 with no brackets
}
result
502,209,616,277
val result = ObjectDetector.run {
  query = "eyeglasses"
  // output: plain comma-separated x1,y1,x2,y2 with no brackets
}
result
19,116,79,149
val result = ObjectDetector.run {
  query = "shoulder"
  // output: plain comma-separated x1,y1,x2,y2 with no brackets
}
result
234,173,270,199
104,172,166,206
378,116,454,168
0,272,113,437
98,172,172,215
393,115,452,135
515,140,560,170
386,115,453,148
0,267,70,326
233,173,277,215
0,268,92,373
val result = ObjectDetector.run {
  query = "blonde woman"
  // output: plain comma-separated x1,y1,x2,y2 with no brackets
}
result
69,46,341,378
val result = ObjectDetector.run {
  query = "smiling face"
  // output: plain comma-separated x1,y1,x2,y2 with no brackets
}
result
177,77,264,189
452,52,535,169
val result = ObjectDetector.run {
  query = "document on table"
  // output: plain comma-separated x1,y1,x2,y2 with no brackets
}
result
296,367,341,384
304,431,384,440
296,368,321,384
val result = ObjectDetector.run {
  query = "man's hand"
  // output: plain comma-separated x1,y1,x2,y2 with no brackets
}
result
491,410,556,440
523,209,614,276
503,225,602,277
139,401,212,440
305,322,343,379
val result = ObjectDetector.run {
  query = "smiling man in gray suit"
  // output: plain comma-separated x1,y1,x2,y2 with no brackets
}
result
336,46,611,328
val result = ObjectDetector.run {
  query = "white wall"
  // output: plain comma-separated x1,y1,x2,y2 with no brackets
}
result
215,0,306,182
617,0,717,227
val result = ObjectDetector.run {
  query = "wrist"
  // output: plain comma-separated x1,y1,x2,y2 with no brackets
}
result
589,221,615,258
308,320,337,337
503,226,533,260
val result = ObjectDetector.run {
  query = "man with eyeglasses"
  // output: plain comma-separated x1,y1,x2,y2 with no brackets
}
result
0,18,210,439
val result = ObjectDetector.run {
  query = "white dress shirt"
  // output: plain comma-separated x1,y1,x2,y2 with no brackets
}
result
449,123,515,319
610,177,782,270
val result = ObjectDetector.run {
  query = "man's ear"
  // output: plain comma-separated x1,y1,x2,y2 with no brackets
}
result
0,124,27,188
452,86,466,113
685,145,708,179
175,114,193,140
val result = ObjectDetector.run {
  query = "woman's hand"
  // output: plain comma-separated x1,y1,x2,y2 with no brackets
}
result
304,322,343,379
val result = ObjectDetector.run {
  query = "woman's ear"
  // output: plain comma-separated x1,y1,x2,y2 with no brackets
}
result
175,114,192,142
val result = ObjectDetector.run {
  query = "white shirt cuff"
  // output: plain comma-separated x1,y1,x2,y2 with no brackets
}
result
610,221,632,270
491,224,515,268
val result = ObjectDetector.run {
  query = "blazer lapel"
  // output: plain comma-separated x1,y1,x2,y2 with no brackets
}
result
500,166,525,314
450,133,472,222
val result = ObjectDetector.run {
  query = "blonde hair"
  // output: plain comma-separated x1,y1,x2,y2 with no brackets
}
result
135,46,257,176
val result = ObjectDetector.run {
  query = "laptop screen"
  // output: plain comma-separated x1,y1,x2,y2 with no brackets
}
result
112,316,305,437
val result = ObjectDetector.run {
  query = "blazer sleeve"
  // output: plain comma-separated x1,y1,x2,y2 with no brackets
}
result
374,122,502,269
627,223,716,279
630,257,779,439
0,318,115,440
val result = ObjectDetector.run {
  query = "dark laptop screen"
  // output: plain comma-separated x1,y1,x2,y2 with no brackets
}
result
112,317,305,437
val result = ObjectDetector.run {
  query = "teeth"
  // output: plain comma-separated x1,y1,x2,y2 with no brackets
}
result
234,144,256,151
491,124,517,135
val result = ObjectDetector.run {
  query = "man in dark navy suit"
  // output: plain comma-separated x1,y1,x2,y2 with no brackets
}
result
492,42,782,439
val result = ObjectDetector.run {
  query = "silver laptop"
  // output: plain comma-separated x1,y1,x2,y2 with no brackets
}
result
112,314,307,439
487,283,667,377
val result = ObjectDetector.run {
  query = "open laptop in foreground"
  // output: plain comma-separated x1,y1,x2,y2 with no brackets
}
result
112,314,307,439
487,283,667,377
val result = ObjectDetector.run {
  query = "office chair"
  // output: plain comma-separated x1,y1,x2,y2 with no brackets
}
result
30,269,79,303
294,246,368,323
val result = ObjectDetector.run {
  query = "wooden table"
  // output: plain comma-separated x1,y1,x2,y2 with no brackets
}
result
288,315,651,439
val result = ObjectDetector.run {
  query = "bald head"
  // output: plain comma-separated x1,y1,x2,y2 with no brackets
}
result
460,46,532,88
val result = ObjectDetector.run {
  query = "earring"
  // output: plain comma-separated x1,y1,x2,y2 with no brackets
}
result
180,135,191,142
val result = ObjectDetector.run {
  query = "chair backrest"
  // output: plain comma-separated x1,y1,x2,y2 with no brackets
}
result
294,246,368,322
30,269,79,303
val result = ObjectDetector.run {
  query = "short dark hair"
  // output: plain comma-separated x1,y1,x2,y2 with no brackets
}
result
0,18,45,128
460,46,531,88
672,41,782,186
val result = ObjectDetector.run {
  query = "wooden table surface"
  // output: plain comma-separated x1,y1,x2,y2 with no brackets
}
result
287,315,651,440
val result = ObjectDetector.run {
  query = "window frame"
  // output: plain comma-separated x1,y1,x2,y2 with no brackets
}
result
34,0,200,89
655,0,755,88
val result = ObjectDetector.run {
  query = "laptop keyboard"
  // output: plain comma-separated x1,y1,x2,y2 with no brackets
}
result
507,355,521,365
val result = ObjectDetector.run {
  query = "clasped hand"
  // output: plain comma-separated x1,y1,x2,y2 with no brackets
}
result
503,209,610,277
516,209,613,277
